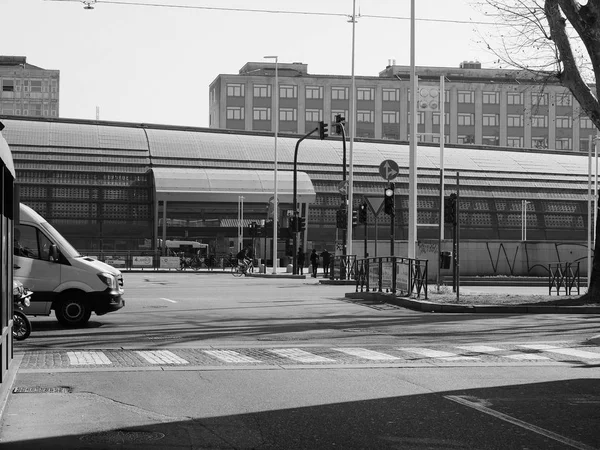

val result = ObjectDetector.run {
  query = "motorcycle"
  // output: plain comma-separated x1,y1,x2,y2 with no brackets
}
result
13,280,33,341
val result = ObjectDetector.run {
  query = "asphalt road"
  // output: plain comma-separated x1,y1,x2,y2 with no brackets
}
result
2,273,599,449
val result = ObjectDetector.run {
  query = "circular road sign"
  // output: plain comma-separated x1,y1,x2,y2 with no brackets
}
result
379,159,399,181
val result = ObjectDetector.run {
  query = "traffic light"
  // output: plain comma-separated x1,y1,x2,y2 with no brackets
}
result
334,114,345,135
336,209,347,229
444,193,457,224
298,217,306,232
384,183,395,216
318,121,328,140
289,216,297,231
358,202,367,224
352,209,358,227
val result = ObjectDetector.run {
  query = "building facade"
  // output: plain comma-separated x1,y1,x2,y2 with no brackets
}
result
209,61,597,152
0,56,60,118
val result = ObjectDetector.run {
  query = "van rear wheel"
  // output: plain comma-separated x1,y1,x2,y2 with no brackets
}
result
56,297,92,326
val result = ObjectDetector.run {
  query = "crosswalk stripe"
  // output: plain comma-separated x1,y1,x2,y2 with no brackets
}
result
504,354,551,360
136,350,188,365
332,348,399,361
456,345,502,353
519,344,600,359
399,348,480,361
203,350,262,363
268,348,335,363
67,351,111,365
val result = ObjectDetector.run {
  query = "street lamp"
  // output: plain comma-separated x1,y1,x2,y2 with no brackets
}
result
264,55,278,274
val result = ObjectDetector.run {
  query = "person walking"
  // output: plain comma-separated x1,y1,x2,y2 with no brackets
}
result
320,248,331,278
310,249,319,278
297,247,305,275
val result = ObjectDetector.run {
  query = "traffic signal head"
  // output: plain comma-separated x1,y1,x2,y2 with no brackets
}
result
318,121,328,140
352,209,358,227
358,203,367,223
336,209,347,229
334,114,345,135
444,193,457,224
384,183,395,216
298,217,306,232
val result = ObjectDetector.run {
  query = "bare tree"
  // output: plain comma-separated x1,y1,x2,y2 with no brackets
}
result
475,0,600,301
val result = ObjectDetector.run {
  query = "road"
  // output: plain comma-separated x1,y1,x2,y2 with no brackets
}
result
2,272,599,449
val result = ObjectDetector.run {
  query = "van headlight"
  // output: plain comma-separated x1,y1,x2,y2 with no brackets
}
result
97,272,118,289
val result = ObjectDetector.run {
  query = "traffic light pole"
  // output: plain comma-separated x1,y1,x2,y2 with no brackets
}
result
293,126,319,274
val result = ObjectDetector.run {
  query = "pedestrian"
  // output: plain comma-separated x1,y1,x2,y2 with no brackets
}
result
310,249,319,278
297,247,305,275
320,248,331,278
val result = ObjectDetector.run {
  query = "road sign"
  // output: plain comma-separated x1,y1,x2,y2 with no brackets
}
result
364,196,384,216
379,159,399,181
337,180,348,195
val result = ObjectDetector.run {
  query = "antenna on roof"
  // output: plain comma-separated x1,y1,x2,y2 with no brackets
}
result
82,0,96,10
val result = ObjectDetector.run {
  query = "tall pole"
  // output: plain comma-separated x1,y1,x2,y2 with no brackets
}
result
347,0,357,256
408,0,418,259
589,135,593,288
264,55,279,274
437,75,445,290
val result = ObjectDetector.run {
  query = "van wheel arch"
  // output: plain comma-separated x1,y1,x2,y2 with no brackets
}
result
54,291,92,327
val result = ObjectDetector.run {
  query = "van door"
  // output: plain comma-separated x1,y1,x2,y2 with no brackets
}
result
14,224,60,315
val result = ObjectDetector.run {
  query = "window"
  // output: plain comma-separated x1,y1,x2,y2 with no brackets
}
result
253,107,270,121
383,88,399,102
226,107,244,120
357,110,374,123
556,115,572,128
279,108,296,121
507,114,523,127
531,115,548,127
532,93,548,106
253,84,271,98
580,117,594,129
457,90,474,103
483,92,499,104
507,92,523,105
580,138,592,151
482,114,498,126
432,112,450,125
280,85,297,98
331,110,348,123
382,111,399,123
2,79,14,92
458,135,475,144
482,136,499,146
30,80,42,93
458,113,474,126
332,86,349,100
555,138,572,150
30,104,42,116
507,136,523,147
305,109,322,122
306,86,323,99
555,93,572,106
532,137,548,149
357,87,374,101
408,112,425,125
227,84,244,97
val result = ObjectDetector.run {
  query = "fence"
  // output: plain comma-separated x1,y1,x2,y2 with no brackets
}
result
355,256,428,299
548,261,581,296
330,255,357,280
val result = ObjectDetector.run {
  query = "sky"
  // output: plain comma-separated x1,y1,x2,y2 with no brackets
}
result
1,0,496,128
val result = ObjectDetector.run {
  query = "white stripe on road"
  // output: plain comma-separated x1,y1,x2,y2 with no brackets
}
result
519,344,600,359
204,350,262,363
269,348,335,363
160,297,177,303
456,345,550,360
67,351,112,365
504,354,550,360
456,345,503,353
136,350,188,365
399,348,480,361
332,348,400,361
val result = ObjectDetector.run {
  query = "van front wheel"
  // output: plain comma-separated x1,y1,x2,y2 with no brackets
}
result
56,297,92,326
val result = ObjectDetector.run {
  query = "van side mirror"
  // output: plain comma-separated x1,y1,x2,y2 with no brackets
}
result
49,244,59,262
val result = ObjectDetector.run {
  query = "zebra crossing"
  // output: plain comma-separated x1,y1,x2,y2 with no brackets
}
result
18,343,600,370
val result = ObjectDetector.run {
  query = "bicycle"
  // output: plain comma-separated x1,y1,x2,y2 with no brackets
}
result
232,259,254,277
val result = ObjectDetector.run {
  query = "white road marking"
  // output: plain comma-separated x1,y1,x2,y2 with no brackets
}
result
456,345,502,353
204,350,262,363
504,354,551,360
160,297,177,303
400,348,480,361
519,344,600,359
67,351,112,365
332,348,400,361
136,350,188,365
446,395,597,450
269,348,335,363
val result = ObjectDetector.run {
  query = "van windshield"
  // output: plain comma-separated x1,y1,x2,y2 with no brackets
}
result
39,221,81,258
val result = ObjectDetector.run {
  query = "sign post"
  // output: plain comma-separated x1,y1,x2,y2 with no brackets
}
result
379,160,398,257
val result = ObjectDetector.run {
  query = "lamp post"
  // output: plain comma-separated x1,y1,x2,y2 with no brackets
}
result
264,55,278,274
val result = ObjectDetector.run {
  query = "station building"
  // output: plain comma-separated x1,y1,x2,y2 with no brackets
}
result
0,115,593,267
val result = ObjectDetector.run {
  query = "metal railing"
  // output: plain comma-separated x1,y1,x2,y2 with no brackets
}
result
355,256,428,299
330,255,357,280
548,261,580,296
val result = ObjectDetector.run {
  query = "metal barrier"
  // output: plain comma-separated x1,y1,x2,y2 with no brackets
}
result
355,256,428,299
79,250,231,271
548,261,580,296
331,255,357,280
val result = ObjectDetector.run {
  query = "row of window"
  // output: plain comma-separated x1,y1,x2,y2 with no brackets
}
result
225,83,574,106
1,78,58,93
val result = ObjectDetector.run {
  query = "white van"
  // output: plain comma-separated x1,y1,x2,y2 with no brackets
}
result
14,203,125,326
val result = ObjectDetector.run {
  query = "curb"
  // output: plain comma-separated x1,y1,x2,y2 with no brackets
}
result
0,354,22,421
587,334,600,345
345,292,600,314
